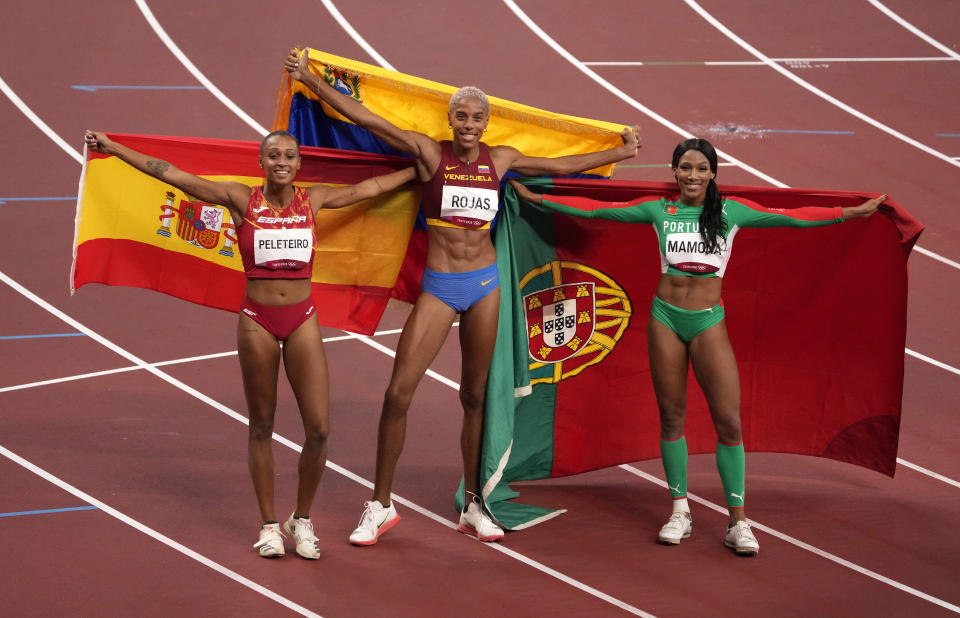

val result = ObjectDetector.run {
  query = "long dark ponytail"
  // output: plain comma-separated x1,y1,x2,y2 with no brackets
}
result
671,138,725,255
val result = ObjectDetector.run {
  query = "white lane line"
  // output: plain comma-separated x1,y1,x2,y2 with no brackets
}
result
9,14,951,612
498,0,785,188
1,268,652,616
868,0,960,60
500,1,958,270
619,464,960,614
585,56,954,66
0,444,322,618
896,458,960,489
906,348,960,376
684,0,960,169
318,0,397,71
913,246,960,271
134,0,268,136
0,75,83,164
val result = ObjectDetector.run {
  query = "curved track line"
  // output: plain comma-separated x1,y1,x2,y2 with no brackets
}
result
619,464,960,614
0,444,322,618
318,0,397,71
868,0,960,60
684,0,960,169
12,11,955,608
0,75,83,164
498,0,785,187
0,274,653,616
134,0,268,136
500,0,957,270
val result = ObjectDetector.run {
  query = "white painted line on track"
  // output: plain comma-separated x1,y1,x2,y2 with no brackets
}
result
906,347,960,376
868,0,960,61
585,56,954,66
684,0,960,169
896,458,960,489
0,75,83,164
9,10,953,612
913,246,960,271
134,0,268,137
0,269,654,617
318,0,397,71
619,464,960,614
501,1,959,271
498,0,785,187
0,443,323,618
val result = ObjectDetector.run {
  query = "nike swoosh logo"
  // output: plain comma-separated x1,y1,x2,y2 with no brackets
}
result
481,278,494,286
445,164,459,170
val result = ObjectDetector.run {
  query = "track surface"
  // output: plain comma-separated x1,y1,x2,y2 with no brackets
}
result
1,1,959,616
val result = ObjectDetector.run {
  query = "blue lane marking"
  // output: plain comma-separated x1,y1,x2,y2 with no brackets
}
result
72,85,207,92
719,126,854,135
0,333,86,340
0,506,98,518
0,196,76,205
936,133,960,137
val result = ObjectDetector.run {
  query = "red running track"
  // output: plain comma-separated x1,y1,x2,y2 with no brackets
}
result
1,1,959,616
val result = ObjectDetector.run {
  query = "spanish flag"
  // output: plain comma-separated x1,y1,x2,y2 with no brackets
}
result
72,133,418,335
482,178,922,529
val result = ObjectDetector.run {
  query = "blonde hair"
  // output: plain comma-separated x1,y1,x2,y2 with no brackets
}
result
449,86,490,116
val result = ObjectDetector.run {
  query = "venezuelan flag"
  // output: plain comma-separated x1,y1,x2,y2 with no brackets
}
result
72,133,418,335
274,48,632,303
274,49,629,177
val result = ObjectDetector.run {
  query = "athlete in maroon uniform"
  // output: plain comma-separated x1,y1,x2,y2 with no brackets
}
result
84,129,414,559
286,48,640,545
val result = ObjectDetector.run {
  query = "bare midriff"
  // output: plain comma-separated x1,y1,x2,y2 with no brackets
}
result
245,277,312,306
655,274,723,310
425,226,496,273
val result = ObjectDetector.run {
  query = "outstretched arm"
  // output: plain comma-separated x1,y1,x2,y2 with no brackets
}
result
502,126,640,176
310,166,417,210
507,178,656,224
84,131,250,222
841,195,886,220
726,194,888,229
285,48,437,165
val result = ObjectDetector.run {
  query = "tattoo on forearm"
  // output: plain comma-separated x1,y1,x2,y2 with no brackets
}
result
145,159,170,177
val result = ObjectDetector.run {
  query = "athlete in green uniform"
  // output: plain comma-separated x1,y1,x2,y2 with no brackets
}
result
509,138,884,556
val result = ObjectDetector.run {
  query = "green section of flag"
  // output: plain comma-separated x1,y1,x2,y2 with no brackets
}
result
456,180,565,529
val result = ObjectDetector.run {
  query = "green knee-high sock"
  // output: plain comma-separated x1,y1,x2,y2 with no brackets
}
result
716,441,746,508
660,436,688,500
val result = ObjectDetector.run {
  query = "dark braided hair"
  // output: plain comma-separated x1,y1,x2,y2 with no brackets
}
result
671,138,725,255
259,130,301,157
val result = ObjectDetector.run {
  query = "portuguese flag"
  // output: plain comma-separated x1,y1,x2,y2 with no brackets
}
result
72,133,418,335
481,178,922,529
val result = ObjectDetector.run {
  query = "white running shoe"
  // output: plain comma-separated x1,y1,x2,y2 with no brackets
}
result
657,511,692,545
457,494,504,543
283,514,320,560
724,520,759,556
253,522,285,558
349,500,400,546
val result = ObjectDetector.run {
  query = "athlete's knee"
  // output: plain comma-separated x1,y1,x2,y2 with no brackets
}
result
382,384,414,419
458,383,486,413
248,413,275,442
302,421,329,451
658,402,687,438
